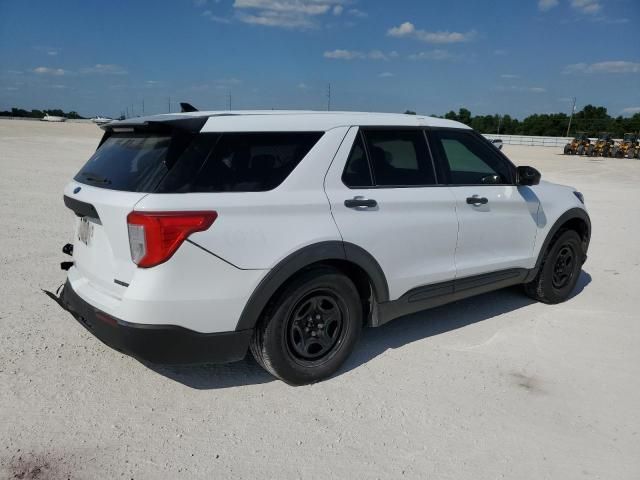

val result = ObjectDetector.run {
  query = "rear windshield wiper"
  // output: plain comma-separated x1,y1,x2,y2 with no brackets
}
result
80,172,112,185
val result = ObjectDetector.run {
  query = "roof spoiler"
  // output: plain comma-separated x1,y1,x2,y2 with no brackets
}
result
180,102,199,113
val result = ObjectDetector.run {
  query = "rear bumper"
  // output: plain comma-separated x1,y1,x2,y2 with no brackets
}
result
59,280,253,365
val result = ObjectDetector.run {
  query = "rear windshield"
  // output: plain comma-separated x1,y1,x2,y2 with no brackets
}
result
75,134,172,192
74,131,323,193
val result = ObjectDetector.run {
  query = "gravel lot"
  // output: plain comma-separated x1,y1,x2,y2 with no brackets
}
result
1,119,639,479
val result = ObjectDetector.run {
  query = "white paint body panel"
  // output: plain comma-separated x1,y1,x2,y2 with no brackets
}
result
67,242,267,333
450,185,541,278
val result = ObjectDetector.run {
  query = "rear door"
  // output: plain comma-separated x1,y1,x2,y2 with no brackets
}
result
324,127,458,300
427,128,539,278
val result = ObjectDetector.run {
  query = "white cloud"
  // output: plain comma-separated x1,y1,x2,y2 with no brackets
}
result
622,107,640,115
564,61,640,74
388,21,475,43
570,0,601,14
538,0,559,11
500,74,520,79
347,8,367,18
323,49,362,60
323,49,395,61
408,49,451,61
378,72,394,78
33,67,66,76
233,0,348,28
202,10,232,23
297,82,310,89
80,64,128,75
34,46,60,56
496,85,547,93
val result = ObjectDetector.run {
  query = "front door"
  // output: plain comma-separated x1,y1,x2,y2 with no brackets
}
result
428,129,540,279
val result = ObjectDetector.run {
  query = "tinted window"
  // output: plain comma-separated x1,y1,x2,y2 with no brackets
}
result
431,130,513,185
182,132,323,192
75,134,172,192
363,129,435,186
342,133,373,188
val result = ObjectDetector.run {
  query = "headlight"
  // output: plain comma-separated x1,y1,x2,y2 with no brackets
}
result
573,191,585,204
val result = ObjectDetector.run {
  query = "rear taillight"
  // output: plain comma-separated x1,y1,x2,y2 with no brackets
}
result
126,211,218,268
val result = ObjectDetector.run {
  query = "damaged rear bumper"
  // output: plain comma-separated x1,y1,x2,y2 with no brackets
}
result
57,280,252,365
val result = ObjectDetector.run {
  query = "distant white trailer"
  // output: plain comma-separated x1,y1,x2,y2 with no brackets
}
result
91,116,113,125
42,114,66,122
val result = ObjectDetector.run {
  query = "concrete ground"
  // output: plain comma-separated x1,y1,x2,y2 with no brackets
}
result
1,119,638,479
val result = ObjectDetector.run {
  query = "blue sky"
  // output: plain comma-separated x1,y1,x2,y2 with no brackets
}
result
1,0,638,118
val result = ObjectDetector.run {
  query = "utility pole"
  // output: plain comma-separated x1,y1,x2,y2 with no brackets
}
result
497,115,502,135
168,97,171,113
228,92,232,110
142,99,145,116
131,104,135,118
566,97,577,137
327,83,331,111
126,107,129,118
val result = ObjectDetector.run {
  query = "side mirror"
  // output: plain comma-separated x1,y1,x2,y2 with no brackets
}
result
516,166,541,186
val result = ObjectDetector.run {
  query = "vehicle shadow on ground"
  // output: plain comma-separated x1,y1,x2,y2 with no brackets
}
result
149,271,591,389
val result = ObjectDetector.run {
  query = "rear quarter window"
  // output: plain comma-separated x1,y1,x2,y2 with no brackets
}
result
161,132,323,193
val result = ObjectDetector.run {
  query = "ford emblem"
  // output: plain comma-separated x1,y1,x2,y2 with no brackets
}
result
73,187,81,194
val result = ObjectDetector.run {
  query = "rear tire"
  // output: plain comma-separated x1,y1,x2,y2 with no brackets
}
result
577,145,584,155
524,230,584,304
563,144,571,155
250,267,363,385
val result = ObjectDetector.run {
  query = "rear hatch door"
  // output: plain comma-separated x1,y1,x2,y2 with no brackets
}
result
65,121,205,298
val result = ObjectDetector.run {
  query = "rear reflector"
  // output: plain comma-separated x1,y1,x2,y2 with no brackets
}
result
126,211,217,268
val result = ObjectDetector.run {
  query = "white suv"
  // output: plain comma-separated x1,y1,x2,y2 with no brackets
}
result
56,111,590,385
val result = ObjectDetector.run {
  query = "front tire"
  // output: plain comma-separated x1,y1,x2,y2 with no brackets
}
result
250,267,363,385
524,230,584,304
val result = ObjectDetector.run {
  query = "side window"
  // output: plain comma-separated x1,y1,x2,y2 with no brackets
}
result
182,132,323,192
342,133,374,188
431,130,513,185
363,129,436,186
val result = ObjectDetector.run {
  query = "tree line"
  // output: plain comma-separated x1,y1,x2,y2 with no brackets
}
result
0,107,85,119
2,104,639,137
422,105,640,138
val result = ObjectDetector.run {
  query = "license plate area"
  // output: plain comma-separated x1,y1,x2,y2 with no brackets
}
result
77,217,95,246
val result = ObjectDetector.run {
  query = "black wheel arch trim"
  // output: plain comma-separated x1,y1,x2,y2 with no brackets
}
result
526,207,591,282
235,241,389,331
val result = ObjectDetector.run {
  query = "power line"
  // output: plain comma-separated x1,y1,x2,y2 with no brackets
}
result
566,97,577,136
